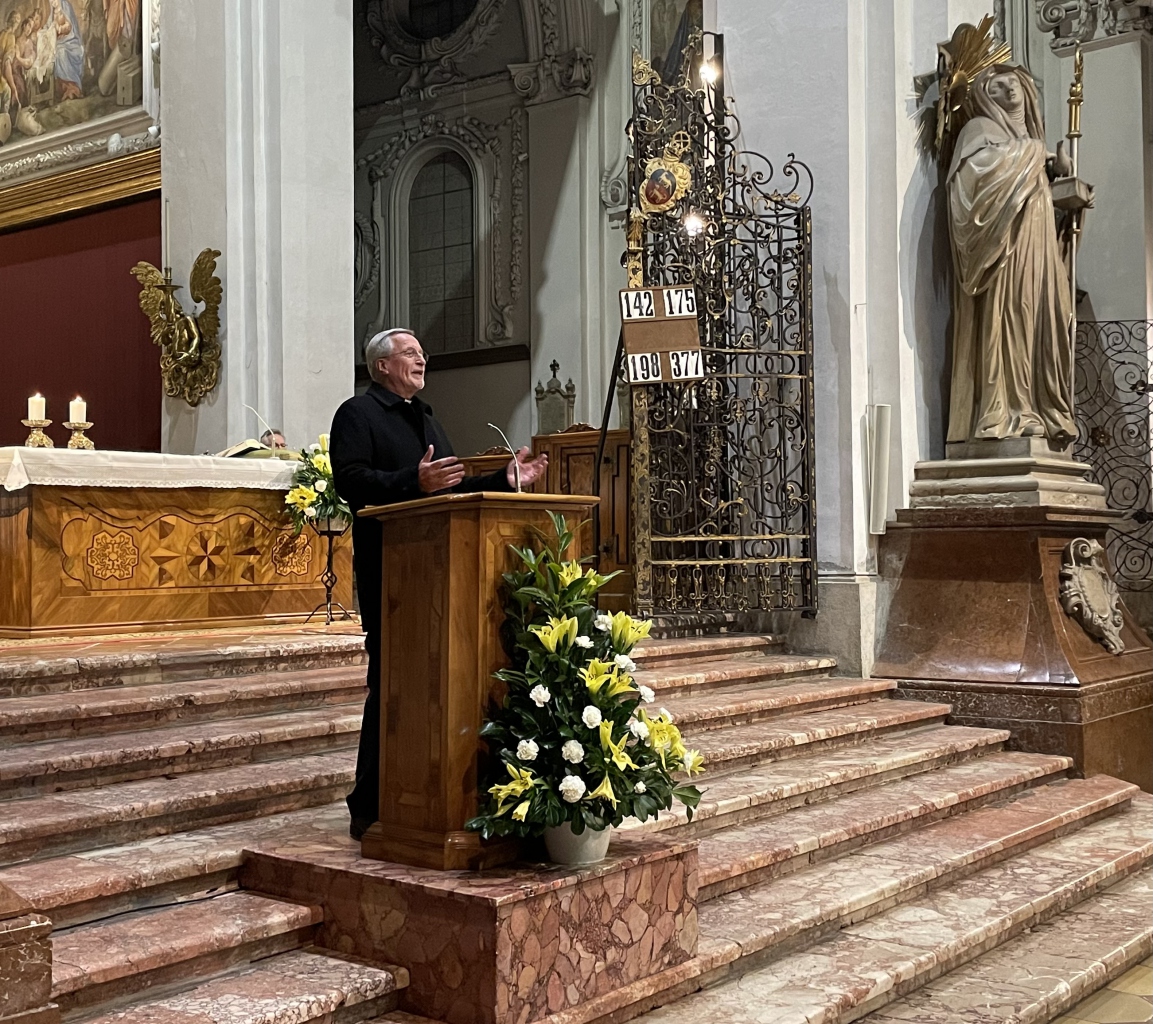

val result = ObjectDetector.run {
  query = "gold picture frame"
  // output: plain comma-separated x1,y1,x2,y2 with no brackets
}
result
0,147,159,232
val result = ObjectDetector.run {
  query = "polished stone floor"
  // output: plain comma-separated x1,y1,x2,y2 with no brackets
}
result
1056,959,1153,1024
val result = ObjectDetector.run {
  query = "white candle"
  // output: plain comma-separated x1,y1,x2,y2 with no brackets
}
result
70,397,87,424
163,198,171,270
27,394,45,421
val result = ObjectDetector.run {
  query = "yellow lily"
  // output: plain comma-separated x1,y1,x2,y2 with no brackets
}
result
602,671,636,700
285,485,318,510
588,774,618,807
641,709,685,768
488,763,537,815
609,611,653,651
599,720,639,771
318,433,330,452
557,561,583,587
580,659,614,694
511,799,531,821
683,749,705,776
311,451,332,475
530,615,579,653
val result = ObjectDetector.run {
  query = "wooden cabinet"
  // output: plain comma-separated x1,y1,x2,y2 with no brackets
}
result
532,428,633,612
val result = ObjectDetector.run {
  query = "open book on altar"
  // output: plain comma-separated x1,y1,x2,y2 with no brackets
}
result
215,440,301,460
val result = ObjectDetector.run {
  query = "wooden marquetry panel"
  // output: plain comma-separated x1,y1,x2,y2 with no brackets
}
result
0,485,351,637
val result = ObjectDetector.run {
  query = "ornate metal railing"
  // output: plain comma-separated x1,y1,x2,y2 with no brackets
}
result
627,34,817,620
1073,319,1152,595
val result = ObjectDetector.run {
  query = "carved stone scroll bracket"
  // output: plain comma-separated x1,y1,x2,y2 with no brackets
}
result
1059,536,1126,654
1035,0,1152,52
509,48,596,106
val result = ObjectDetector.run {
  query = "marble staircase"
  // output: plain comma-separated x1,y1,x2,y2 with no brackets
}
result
0,632,404,1024
0,629,1147,1024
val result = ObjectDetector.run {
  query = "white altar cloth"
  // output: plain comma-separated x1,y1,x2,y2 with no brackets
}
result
0,447,298,492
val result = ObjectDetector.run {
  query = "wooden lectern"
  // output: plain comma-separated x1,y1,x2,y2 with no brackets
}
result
358,491,599,870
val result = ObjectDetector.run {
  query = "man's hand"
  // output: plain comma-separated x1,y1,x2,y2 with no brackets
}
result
418,446,465,493
507,447,548,490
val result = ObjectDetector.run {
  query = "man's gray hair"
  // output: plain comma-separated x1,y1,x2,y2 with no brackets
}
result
364,328,415,383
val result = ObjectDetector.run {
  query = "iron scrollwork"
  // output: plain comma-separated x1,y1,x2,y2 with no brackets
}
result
627,35,817,620
1073,320,1152,602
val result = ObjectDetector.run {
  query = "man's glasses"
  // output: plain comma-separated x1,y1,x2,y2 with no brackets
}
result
394,349,428,362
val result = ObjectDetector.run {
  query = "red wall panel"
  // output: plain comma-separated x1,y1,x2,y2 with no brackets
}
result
0,195,162,452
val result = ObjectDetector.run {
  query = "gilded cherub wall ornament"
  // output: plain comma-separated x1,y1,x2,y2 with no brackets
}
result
131,249,223,407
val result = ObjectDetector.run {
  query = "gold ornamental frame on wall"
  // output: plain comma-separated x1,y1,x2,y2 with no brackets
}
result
0,0,161,233
0,148,160,232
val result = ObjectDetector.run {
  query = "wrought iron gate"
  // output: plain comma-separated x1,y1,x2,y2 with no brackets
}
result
1073,320,1152,608
626,35,817,620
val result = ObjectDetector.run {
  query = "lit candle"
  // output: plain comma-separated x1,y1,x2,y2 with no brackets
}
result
28,394,45,421
70,397,87,424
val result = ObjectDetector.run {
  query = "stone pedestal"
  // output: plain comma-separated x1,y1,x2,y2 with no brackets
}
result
909,438,1108,509
875,505,1152,791
242,833,697,1024
0,883,57,1024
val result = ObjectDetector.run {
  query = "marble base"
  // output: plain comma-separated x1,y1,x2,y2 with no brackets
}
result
875,506,1153,791
0,896,57,1024
910,439,1106,509
241,833,697,1024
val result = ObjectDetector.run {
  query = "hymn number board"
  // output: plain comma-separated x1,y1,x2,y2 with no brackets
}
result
619,286,705,384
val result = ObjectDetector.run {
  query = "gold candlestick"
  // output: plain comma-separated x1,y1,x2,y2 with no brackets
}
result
21,419,53,448
64,421,94,450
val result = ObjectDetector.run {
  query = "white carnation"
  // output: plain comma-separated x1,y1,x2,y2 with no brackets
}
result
594,612,613,632
303,506,317,518
573,635,593,649
628,718,650,741
638,685,656,704
660,708,674,722
561,740,585,764
309,443,321,452
558,775,586,803
614,654,637,673
634,781,647,794
529,685,552,707
581,705,602,728
516,739,539,761
314,479,328,492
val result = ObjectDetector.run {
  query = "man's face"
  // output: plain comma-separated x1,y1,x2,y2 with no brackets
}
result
377,333,427,399
269,433,287,449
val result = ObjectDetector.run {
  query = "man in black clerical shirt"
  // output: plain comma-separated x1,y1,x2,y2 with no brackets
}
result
330,328,548,839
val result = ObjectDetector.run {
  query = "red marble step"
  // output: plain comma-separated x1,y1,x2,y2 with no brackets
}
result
52,890,324,1014
618,724,1012,837
632,634,785,668
686,700,952,770
0,752,354,865
662,677,895,734
634,653,837,696
0,667,366,742
0,630,367,697
859,867,1153,1024
538,785,1149,1024
0,706,362,797
696,776,1140,974
621,794,1153,1024
692,751,1073,899
74,947,408,1024
0,802,349,928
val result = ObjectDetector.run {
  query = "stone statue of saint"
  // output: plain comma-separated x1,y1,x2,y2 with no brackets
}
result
938,25,1078,448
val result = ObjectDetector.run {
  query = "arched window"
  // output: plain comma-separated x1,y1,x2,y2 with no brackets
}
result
408,151,475,354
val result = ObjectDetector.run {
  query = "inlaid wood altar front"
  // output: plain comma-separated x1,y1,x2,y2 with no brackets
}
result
358,490,598,870
0,450,350,638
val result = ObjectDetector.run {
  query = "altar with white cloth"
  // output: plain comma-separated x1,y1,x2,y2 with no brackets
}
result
0,448,353,638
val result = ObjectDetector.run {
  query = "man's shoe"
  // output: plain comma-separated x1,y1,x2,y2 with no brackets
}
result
349,818,372,841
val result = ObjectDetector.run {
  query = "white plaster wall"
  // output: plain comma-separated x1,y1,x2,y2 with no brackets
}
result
160,0,355,454
420,360,534,457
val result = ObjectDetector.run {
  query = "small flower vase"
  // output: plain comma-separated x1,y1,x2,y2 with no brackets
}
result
543,822,612,867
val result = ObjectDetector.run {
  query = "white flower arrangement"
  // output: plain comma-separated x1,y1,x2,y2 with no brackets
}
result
466,512,704,841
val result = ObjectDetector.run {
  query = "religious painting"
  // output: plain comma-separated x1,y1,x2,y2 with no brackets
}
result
648,0,702,83
0,0,159,230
